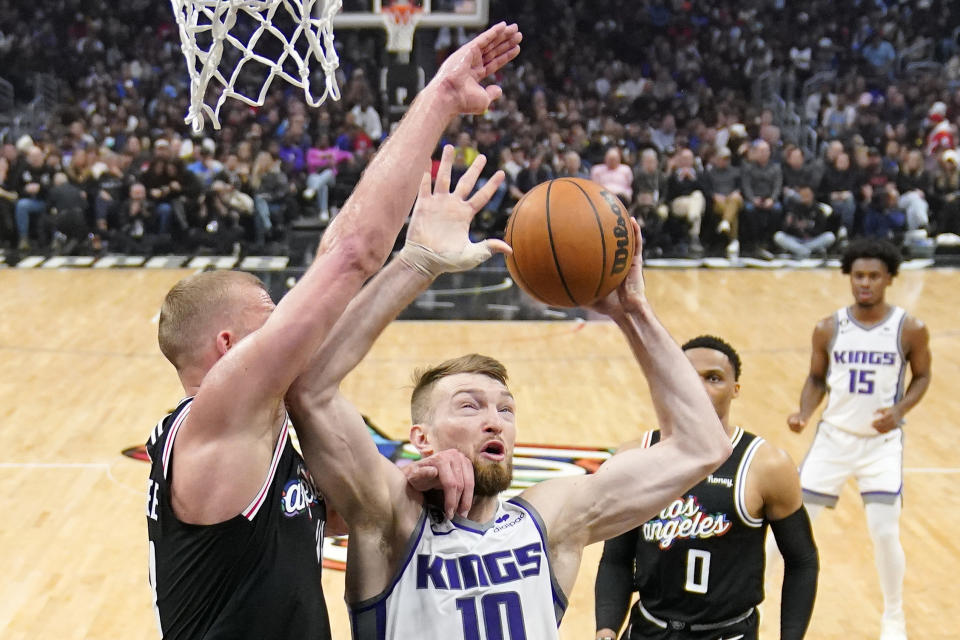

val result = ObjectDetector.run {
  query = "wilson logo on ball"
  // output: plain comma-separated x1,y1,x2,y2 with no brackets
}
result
601,189,631,276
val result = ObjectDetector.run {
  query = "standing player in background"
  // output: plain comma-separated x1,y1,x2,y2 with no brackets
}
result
144,23,522,640
594,336,818,640
786,238,931,640
286,210,733,639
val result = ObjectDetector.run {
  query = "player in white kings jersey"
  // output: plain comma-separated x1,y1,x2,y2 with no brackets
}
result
285,154,731,639
786,238,931,640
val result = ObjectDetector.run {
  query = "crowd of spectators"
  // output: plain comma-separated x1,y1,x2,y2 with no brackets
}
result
3,0,960,262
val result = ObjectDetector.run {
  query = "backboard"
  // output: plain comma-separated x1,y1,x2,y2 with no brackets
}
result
335,0,489,29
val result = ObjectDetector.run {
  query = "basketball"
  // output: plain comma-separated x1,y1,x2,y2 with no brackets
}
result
504,178,638,308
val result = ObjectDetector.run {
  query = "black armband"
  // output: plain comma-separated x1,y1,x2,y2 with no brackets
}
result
594,528,638,633
771,506,819,640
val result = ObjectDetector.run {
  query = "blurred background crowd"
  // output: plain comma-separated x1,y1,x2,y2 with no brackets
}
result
2,0,960,262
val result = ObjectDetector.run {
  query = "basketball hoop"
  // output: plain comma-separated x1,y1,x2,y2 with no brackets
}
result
170,0,344,132
382,4,422,54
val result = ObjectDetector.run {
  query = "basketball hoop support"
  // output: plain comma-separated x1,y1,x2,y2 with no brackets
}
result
382,5,422,63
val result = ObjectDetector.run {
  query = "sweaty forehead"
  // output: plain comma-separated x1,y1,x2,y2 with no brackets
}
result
434,373,511,399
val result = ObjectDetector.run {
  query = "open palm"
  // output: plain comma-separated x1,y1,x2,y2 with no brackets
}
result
434,22,522,115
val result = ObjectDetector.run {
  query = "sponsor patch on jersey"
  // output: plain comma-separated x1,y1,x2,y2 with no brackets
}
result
281,463,321,518
706,474,733,488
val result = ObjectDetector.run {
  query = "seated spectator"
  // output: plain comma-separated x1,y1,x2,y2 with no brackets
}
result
186,139,222,188
454,131,479,168
862,181,906,241
557,150,588,179
858,147,898,237
589,147,633,204
0,156,17,249
92,152,136,245
13,146,54,251
499,147,522,182
782,146,820,205
819,151,858,236
107,182,171,254
773,188,836,258
740,140,783,259
471,122,508,225
335,114,374,154
651,114,677,153
896,149,932,233
305,134,353,222
704,146,743,257
249,151,289,246
509,149,554,201
861,32,897,85
349,96,383,142
47,172,89,252
631,148,667,251
142,158,178,235
663,148,706,257
881,140,902,178
932,149,960,236
64,147,95,210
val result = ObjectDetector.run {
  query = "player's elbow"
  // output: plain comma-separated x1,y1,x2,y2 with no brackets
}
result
702,436,733,475
286,384,337,421
320,228,389,279
688,425,733,478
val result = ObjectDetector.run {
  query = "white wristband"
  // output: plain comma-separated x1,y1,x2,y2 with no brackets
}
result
398,240,493,278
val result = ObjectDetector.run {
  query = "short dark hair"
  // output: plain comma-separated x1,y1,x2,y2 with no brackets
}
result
841,238,902,276
681,335,742,381
410,354,509,424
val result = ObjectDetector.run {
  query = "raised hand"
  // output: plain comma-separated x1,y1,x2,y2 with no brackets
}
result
434,22,522,115
399,144,511,278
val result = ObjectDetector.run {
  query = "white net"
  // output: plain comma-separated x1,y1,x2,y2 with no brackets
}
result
170,0,343,132
383,6,421,53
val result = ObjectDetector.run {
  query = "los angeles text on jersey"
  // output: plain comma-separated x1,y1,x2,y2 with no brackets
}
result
416,542,544,590
642,495,732,550
832,350,897,365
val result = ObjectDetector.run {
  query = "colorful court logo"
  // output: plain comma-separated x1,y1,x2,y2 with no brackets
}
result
124,416,612,571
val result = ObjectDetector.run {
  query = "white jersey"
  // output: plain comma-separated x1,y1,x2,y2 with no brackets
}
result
821,306,908,437
349,497,566,640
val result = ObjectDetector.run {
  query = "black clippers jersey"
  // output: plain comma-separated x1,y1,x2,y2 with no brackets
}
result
631,427,768,624
145,397,331,640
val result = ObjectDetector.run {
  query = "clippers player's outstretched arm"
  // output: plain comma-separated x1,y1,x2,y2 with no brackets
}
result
521,221,732,589
174,24,522,524
872,316,931,433
787,317,834,433
287,152,509,597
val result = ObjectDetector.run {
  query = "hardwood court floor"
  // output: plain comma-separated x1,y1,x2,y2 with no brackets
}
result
0,267,958,639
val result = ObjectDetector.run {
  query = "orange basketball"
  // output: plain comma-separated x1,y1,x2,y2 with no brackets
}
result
504,178,638,308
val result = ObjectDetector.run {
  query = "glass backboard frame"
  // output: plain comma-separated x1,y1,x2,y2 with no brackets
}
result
334,0,489,28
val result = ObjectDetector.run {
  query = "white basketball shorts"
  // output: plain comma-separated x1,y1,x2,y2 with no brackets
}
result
799,421,904,507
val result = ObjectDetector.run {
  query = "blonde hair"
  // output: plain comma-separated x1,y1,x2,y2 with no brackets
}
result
410,354,509,424
158,270,265,370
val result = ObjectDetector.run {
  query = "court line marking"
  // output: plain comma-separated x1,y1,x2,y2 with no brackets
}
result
0,460,144,496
